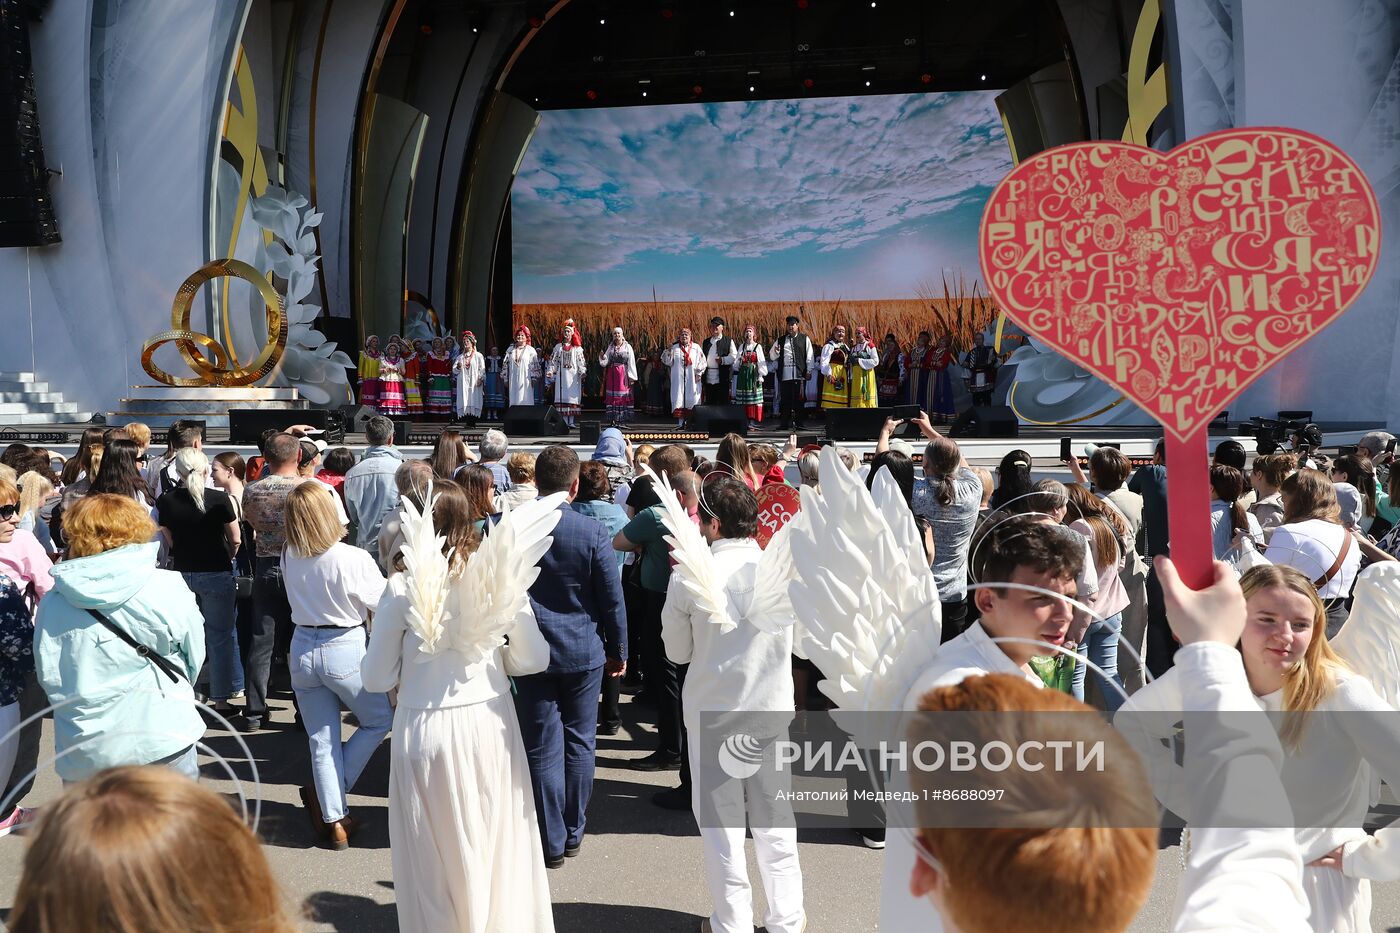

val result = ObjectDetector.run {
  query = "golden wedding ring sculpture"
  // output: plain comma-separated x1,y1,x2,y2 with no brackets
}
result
141,259,287,387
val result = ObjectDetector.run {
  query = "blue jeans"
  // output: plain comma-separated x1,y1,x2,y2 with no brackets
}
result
1072,612,1126,711
514,666,605,858
289,626,393,823
182,571,241,699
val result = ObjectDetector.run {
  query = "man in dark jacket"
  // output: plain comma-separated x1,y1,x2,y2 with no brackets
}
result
515,445,627,868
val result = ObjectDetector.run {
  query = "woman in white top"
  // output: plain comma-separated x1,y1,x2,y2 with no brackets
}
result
281,482,391,850
1064,482,1130,710
1210,464,1263,559
1267,469,1361,637
1120,564,1400,933
362,480,556,933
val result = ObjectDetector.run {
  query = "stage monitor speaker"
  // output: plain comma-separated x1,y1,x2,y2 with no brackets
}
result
825,407,889,442
503,404,566,437
687,404,748,438
340,404,376,433
948,405,1019,439
392,419,412,446
227,408,330,445
579,421,601,446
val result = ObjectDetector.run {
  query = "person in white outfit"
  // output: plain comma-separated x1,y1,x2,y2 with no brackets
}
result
662,327,705,427
1266,469,1361,636
504,326,541,409
906,554,1313,933
661,477,806,933
453,331,485,423
545,319,585,428
1120,562,1400,933
362,481,565,933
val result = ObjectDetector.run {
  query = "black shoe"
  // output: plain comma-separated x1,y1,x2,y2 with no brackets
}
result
629,751,682,772
235,715,262,734
545,853,565,869
598,722,620,737
564,840,583,858
652,787,691,810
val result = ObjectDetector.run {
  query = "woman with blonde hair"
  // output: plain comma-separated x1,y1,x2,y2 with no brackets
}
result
15,470,55,556
1268,469,1361,636
156,449,241,717
713,432,760,489
281,482,391,850
33,495,205,783
8,765,296,933
363,481,563,931
1121,563,1400,932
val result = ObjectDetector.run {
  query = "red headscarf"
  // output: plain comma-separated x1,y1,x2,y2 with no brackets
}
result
516,325,531,342
561,318,582,349
462,329,475,345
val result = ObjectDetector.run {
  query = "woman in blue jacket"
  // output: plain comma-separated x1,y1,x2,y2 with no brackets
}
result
33,494,205,784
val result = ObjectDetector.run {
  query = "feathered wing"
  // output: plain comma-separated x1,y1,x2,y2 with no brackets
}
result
1332,561,1400,710
396,485,453,656
438,492,566,665
639,463,730,631
749,510,803,634
788,447,943,730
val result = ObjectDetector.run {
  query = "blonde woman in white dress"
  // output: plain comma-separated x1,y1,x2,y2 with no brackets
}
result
453,331,485,422
362,481,566,933
1120,562,1400,933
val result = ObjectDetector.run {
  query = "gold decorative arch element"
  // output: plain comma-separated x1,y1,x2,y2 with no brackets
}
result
140,259,287,387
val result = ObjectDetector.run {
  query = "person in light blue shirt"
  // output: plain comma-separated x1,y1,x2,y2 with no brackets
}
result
33,494,205,784
343,415,404,561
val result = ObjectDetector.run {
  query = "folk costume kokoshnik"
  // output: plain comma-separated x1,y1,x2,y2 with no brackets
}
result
599,327,639,423
504,327,541,408
546,318,586,428
819,325,854,410
875,333,905,407
426,338,454,419
701,316,737,406
484,346,504,419
377,345,408,416
847,327,880,409
768,315,814,430
733,325,769,428
454,331,486,421
661,327,705,426
358,335,383,408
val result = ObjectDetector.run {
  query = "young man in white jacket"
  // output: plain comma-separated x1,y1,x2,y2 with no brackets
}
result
661,476,805,933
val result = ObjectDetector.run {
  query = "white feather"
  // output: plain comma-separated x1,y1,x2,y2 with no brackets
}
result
639,463,731,631
396,484,453,656
789,446,942,732
445,492,567,665
1332,561,1400,711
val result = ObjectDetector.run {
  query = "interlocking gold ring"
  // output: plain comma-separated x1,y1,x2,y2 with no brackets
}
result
141,259,287,387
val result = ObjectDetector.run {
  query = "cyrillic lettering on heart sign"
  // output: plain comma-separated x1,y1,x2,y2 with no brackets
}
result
979,128,1381,587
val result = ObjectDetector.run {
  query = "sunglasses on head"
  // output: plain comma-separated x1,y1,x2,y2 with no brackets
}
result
0,504,18,521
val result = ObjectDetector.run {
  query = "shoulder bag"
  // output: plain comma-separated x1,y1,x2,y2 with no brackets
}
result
85,608,187,684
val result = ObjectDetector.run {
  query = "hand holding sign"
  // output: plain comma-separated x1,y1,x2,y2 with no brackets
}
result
980,128,1381,588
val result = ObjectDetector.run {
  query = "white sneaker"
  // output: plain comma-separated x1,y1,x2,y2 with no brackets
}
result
0,806,37,837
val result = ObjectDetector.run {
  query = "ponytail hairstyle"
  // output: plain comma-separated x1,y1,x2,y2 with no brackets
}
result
923,437,963,507
1209,464,1249,536
174,448,210,512
988,449,1034,511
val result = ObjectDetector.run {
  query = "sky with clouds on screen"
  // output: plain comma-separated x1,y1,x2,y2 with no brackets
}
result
510,90,1014,303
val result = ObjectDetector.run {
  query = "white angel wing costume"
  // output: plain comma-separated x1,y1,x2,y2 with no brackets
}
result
397,484,567,664
1331,561,1400,710
787,445,943,723
638,463,797,634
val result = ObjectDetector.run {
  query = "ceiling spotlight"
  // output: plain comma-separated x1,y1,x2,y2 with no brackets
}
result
865,80,871,87
729,9,735,15
642,91,648,97
920,73,932,84
660,7,673,18
586,89,598,100
870,1,876,6
802,77,815,89
749,85,755,92
980,74,987,81
599,17,605,24
692,84,704,96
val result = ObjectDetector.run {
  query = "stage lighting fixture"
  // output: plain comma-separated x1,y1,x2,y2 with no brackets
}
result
692,84,704,96
796,0,808,9
642,91,648,97
803,77,815,89
729,9,735,15
862,64,876,71
980,74,987,81
865,80,871,87
586,89,598,100
599,17,605,24
749,85,755,92
660,6,673,19
920,73,932,83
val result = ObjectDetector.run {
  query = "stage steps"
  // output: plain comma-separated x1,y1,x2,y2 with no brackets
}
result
0,371,93,425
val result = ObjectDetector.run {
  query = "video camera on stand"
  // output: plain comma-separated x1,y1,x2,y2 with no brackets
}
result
1243,411,1314,456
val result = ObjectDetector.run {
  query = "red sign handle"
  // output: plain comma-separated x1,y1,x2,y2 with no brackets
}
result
1164,430,1214,591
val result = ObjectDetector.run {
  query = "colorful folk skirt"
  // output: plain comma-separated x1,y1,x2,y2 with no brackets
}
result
851,366,878,408
484,372,504,409
359,377,381,407
821,365,850,409
405,377,424,416
427,374,453,415
378,375,406,415
603,363,633,419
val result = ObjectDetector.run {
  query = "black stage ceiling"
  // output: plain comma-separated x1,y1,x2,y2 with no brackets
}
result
504,0,1073,109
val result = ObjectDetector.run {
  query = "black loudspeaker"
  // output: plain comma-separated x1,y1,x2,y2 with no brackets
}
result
948,405,1019,439
502,404,566,437
0,1,58,247
340,404,375,433
687,404,748,438
579,421,601,445
227,408,330,445
392,419,412,445
825,407,890,442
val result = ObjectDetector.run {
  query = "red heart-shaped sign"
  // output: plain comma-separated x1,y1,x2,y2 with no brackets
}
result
979,128,1381,443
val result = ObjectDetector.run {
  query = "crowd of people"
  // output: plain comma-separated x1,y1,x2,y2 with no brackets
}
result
0,411,1396,932
356,310,1005,431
